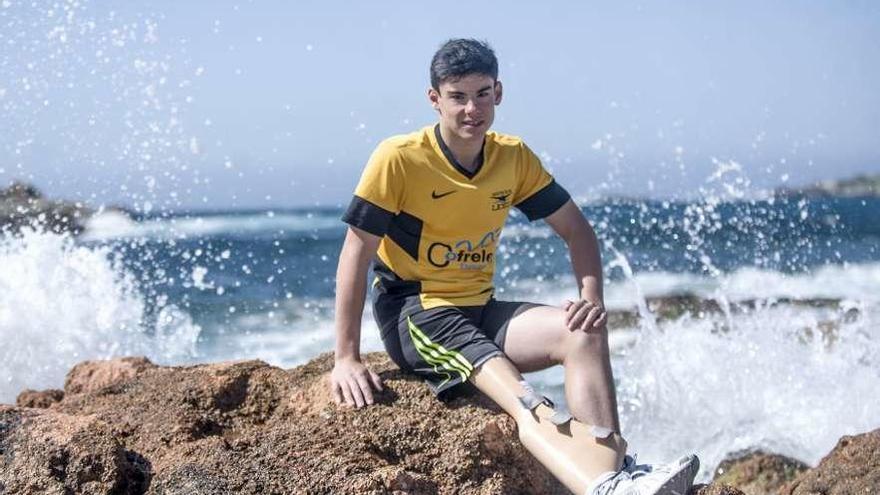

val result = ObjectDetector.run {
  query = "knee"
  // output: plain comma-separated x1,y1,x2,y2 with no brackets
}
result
546,325,609,364
563,325,609,359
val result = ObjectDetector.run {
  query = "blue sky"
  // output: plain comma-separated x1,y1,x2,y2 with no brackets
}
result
1,1,878,210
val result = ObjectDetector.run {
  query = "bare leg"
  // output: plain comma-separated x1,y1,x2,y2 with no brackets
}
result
471,356,626,494
482,304,701,494
502,304,620,432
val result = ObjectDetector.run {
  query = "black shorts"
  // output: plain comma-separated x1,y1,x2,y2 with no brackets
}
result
372,291,534,396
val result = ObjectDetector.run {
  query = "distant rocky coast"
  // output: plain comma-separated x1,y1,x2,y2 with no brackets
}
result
777,173,880,198
1,353,877,494
0,181,94,235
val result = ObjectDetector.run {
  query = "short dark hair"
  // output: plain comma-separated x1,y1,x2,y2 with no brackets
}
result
430,39,498,91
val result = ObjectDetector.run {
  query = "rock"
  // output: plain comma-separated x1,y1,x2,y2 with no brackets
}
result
777,173,880,198
2,354,566,494
784,429,880,494
2,353,878,494
0,181,95,235
606,296,855,331
0,405,150,494
0,182,41,201
64,356,157,395
647,294,723,321
713,451,808,495
368,466,437,494
692,485,748,495
16,389,64,409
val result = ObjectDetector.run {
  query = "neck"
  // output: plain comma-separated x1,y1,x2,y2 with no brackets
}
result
438,123,484,171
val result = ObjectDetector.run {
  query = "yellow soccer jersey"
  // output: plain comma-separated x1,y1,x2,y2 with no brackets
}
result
342,124,570,308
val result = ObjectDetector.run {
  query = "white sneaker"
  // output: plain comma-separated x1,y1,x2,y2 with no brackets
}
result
587,454,700,495
626,454,700,495
587,469,637,495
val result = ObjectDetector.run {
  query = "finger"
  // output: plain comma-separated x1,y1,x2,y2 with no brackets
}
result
569,301,593,330
579,306,602,331
330,381,344,405
563,300,574,311
565,300,585,326
593,311,608,329
348,377,366,408
340,381,355,407
355,374,375,405
369,370,384,392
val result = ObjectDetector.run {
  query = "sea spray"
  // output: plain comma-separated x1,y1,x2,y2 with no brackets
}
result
1,198,877,481
615,300,879,480
0,229,200,403
509,252,880,480
602,172,880,479
607,245,659,331
0,0,204,213
197,295,384,368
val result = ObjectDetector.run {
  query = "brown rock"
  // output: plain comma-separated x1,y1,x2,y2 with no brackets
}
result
16,389,64,409
0,405,149,494
692,485,748,495
3,353,877,494
606,296,852,330
2,354,566,494
784,429,880,494
64,356,157,395
648,294,723,320
713,451,808,495
380,466,437,494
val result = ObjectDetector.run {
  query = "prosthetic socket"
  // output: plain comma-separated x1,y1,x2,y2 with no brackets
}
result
516,380,626,489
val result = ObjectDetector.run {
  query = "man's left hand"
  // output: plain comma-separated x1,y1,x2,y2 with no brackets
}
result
563,299,607,331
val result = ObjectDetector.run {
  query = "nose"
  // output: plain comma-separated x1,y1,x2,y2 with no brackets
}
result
465,98,478,114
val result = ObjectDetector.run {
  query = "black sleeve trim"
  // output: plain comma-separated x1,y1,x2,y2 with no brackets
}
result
341,195,394,236
386,211,423,261
515,180,571,221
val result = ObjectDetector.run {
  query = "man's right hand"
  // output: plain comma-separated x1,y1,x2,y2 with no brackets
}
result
329,357,384,408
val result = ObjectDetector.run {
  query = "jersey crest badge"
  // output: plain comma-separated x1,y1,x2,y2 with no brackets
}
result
490,189,512,211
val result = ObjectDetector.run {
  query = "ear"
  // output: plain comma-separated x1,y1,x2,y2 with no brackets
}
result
494,80,503,105
427,87,441,112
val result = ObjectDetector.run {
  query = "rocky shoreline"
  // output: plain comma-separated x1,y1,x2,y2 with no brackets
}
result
4,172,879,238
1,354,877,494
0,182,95,235
776,172,880,198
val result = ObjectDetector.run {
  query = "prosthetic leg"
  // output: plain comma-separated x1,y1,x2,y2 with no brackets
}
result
470,356,627,494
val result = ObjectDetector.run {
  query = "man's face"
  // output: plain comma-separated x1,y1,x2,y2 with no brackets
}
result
428,74,503,142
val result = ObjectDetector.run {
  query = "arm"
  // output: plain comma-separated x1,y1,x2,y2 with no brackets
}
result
330,226,384,407
544,199,608,331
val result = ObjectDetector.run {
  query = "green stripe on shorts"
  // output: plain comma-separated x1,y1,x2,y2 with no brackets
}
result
406,316,474,385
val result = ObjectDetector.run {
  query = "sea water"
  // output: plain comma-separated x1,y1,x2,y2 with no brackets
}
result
1,196,878,480
2,0,879,482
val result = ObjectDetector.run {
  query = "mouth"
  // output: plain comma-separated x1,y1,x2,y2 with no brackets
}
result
461,120,484,128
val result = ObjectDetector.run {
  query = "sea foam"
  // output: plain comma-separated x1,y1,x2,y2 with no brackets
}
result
514,261,880,480
504,262,880,310
616,300,879,479
0,229,201,403
81,210,342,242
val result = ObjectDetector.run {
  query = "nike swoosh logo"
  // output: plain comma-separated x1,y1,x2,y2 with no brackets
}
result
431,190,457,199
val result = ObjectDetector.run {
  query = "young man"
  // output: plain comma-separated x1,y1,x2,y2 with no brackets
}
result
330,39,699,495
